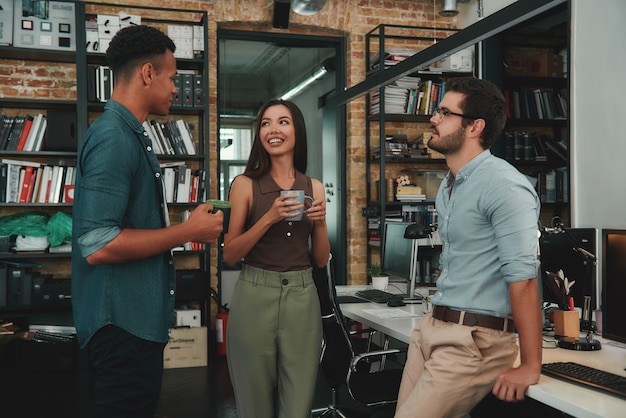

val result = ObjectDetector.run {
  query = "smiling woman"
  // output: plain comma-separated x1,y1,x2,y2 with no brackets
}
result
217,29,348,286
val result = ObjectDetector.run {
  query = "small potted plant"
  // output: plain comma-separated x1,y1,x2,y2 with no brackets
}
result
366,262,383,278
367,263,388,291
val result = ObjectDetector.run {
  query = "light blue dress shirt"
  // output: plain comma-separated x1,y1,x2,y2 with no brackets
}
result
431,150,540,318
71,100,176,348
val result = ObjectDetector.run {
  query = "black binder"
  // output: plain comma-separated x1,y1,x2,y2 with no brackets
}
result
43,110,77,152
193,74,204,107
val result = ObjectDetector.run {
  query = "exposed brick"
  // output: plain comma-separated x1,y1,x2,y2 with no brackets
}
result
0,0,453,318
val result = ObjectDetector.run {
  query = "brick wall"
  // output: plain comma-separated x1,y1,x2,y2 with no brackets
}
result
0,0,458,321
0,60,76,100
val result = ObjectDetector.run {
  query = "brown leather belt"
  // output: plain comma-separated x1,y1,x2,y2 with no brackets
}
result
432,305,516,333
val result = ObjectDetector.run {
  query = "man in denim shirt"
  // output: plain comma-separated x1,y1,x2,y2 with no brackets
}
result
72,25,223,417
395,78,542,417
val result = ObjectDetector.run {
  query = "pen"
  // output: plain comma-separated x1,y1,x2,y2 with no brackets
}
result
568,296,575,311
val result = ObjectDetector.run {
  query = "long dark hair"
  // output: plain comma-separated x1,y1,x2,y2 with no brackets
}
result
243,99,308,178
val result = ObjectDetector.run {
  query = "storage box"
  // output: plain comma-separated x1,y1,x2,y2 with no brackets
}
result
504,46,542,77
175,309,201,327
526,52,563,78
553,309,579,338
0,0,14,46
435,46,474,72
163,326,207,369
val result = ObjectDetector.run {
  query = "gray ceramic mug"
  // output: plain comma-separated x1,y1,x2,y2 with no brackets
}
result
280,190,314,221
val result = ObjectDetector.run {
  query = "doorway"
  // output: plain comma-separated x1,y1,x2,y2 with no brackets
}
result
217,30,347,302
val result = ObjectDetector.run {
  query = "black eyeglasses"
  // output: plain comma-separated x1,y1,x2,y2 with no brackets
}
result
432,107,478,121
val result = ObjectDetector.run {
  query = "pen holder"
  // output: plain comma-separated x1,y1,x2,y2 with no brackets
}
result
553,309,579,338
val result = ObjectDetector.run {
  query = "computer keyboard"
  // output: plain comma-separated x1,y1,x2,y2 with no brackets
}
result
354,289,399,304
541,361,626,399
32,330,76,344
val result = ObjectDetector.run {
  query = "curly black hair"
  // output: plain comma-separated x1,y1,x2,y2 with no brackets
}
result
106,25,176,80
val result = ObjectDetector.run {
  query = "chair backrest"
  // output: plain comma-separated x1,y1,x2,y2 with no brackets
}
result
312,254,356,389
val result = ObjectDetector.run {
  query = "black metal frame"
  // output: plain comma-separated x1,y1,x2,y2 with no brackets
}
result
326,0,567,109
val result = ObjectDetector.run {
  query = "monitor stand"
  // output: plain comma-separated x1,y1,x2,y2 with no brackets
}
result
404,239,423,304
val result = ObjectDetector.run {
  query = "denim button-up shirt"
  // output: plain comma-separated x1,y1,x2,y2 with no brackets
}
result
431,150,540,318
71,100,176,348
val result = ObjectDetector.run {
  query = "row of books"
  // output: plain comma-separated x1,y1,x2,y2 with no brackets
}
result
87,65,114,103
528,168,568,204
503,131,568,163
0,114,48,152
87,66,204,108
370,78,444,116
161,161,206,204
505,88,568,120
0,159,75,204
143,119,198,156
0,158,206,205
177,210,206,252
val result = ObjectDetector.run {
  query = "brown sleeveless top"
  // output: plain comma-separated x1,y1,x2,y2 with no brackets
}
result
243,171,314,272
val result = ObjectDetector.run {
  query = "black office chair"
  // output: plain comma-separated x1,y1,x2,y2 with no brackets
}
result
312,255,406,418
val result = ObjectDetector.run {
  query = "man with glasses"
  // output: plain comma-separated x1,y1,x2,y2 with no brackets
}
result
395,77,542,417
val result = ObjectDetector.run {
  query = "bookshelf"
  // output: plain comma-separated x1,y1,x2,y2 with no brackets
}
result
488,3,570,227
363,24,475,285
0,1,211,326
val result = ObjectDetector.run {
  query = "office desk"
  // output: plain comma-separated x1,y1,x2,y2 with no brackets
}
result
339,299,422,344
337,286,626,418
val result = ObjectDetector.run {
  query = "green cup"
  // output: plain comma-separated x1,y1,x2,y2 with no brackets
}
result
206,199,231,234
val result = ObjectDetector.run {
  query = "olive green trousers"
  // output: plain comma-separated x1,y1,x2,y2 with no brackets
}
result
227,264,322,418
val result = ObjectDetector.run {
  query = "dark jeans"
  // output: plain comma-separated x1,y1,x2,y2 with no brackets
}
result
87,325,166,418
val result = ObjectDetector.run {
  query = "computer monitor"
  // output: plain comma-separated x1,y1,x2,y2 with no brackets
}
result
539,228,596,310
601,229,626,344
381,221,413,284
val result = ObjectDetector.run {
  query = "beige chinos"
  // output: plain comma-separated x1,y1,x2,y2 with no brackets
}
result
395,311,519,418
227,264,322,418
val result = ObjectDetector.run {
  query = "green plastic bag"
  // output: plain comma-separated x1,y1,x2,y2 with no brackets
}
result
47,212,73,247
0,212,50,237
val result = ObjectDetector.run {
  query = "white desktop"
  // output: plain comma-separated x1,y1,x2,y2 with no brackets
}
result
337,285,626,418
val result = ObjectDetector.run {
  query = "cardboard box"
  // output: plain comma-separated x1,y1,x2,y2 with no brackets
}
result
163,326,208,369
526,52,563,78
505,46,543,77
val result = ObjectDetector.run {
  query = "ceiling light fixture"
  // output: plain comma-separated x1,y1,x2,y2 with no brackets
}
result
291,0,328,16
280,58,335,100
439,0,470,17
